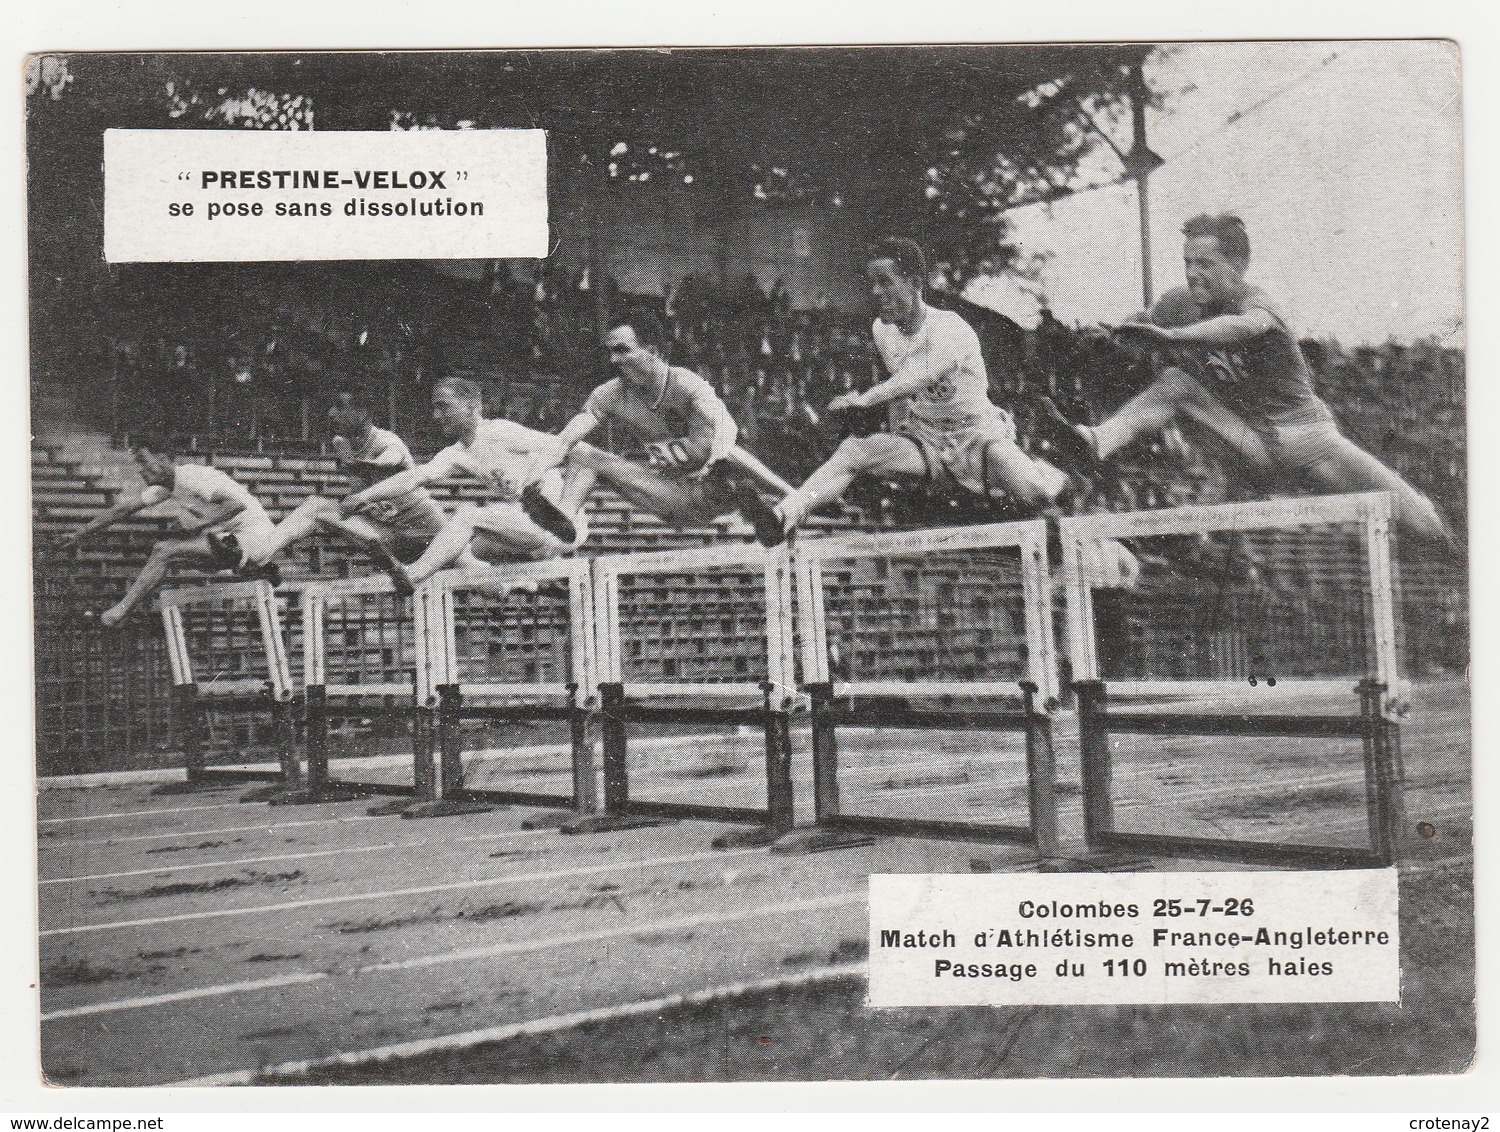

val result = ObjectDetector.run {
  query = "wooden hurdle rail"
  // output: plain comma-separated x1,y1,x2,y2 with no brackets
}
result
1059,492,1408,869
158,578,297,797
571,541,799,847
421,558,601,824
289,574,460,813
785,519,1061,857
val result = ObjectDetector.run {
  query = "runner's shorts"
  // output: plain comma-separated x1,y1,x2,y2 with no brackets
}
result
895,406,1017,495
1253,415,1349,473
360,493,447,562
469,471,574,560
632,456,742,517
209,513,278,567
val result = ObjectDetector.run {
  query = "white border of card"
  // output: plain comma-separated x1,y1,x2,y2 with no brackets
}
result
9,1,1496,1121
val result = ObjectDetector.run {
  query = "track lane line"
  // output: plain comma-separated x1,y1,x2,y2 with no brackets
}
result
43,889,863,1023
40,825,553,886
39,813,386,849
41,842,411,885
40,845,766,938
42,972,328,1022
39,802,247,825
166,960,869,1086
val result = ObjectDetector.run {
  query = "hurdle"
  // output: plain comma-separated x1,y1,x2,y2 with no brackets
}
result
1059,492,1406,868
421,557,600,824
293,574,477,816
786,519,1061,856
575,541,797,847
157,578,297,797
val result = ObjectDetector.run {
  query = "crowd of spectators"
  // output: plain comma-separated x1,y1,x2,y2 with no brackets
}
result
77,262,1466,538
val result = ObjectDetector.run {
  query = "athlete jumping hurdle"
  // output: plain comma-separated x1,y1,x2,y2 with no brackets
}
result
760,237,1069,546
58,446,281,627
256,390,466,586
339,376,578,594
542,311,791,548
1036,213,1453,549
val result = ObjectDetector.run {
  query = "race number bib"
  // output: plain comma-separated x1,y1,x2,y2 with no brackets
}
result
645,439,698,470
923,372,957,403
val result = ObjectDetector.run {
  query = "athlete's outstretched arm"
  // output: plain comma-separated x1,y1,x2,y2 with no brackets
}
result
835,349,953,410
724,447,794,497
343,464,436,511
333,434,406,478
687,384,738,466
1119,308,1276,348
534,411,600,473
557,412,600,451
178,499,245,534
57,497,151,548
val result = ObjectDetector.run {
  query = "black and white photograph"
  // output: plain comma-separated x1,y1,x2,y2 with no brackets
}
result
23,37,1474,1093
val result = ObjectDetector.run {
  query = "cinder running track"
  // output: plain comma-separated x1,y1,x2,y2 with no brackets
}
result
36,679,1470,1086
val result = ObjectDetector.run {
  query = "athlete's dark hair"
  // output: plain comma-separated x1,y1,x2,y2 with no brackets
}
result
329,390,373,424
869,236,927,283
609,310,669,354
1182,213,1251,265
130,446,175,481
433,375,484,406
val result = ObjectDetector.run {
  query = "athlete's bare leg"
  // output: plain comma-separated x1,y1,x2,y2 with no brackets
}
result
101,536,222,627
397,504,483,587
470,505,560,560
557,459,598,518
1087,367,1272,473
563,443,708,523
313,510,389,549
1078,365,1452,545
261,496,339,558
397,503,560,590
1298,436,1452,547
775,433,927,534
981,438,1069,508
454,547,488,570
1168,414,1278,494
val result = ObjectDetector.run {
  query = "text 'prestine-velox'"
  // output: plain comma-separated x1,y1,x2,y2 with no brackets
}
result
200,169,455,189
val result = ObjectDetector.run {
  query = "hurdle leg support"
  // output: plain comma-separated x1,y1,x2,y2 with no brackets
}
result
1021,681,1062,862
267,686,370,805
367,705,438,816
712,686,795,850
772,683,874,855
154,682,215,795
1052,680,1153,872
1360,679,1406,865
240,694,307,803
561,683,665,834
520,691,601,830
399,685,495,820
306,685,329,792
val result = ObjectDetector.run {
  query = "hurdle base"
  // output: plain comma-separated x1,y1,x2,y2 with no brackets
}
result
153,769,274,795
366,797,418,817
520,809,583,831
712,824,790,850
559,813,672,835
1034,851,1156,873
970,855,1068,873
152,780,235,796
399,799,497,820
265,783,373,806
769,826,876,855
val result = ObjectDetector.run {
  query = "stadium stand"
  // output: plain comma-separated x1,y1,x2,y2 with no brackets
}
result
31,265,1468,773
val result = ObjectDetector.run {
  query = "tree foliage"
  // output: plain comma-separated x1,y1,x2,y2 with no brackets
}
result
27,48,1154,296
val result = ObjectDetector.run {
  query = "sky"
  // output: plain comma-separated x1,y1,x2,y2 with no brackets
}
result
964,41,1464,347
